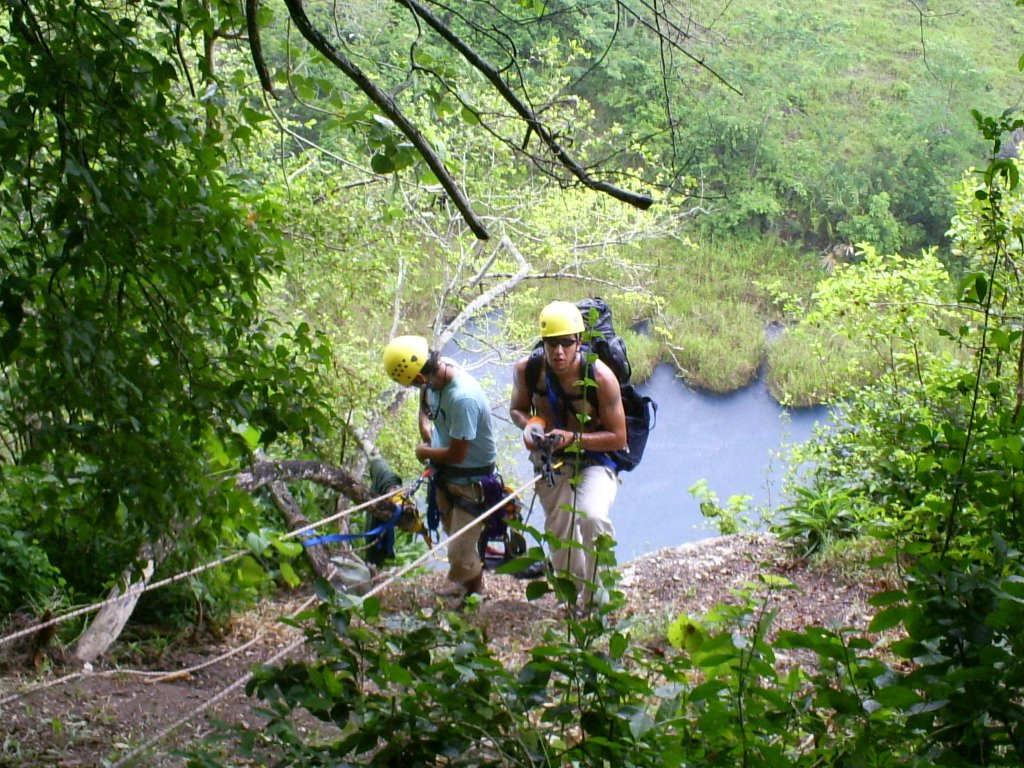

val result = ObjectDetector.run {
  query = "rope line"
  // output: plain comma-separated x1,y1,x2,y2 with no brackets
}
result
0,670,88,708
0,657,247,708
141,629,275,685
278,479,415,541
364,472,544,599
107,474,545,766
109,591,322,768
0,483,412,650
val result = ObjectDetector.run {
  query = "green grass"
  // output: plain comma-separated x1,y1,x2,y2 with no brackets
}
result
641,236,822,393
810,535,897,586
765,328,856,407
621,329,660,382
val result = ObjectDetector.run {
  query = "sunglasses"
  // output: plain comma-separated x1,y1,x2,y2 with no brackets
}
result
544,337,578,349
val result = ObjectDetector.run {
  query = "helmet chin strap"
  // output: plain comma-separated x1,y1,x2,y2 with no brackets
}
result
426,361,453,392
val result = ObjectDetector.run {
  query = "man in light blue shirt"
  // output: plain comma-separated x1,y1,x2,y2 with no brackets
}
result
384,335,497,600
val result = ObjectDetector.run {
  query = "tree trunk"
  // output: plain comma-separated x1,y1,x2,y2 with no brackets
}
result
73,557,156,664
268,480,335,581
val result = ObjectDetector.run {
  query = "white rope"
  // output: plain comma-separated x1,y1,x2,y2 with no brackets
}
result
0,483,414,649
107,474,545,766
364,472,544,599
0,670,88,707
109,591,322,768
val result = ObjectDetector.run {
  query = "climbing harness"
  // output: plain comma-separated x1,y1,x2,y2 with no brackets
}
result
298,463,557,570
420,465,536,566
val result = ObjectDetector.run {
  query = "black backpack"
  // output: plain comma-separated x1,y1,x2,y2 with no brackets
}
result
526,298,656,472
576,297,632,383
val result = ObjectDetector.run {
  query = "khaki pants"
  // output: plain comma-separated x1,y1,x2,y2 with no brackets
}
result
536,463,618,603
435,481,486,583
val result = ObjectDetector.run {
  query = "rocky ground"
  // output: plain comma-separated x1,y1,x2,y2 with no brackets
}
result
0,534,889,767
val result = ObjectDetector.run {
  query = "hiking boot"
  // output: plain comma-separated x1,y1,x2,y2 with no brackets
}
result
514,560,548,580
463,572,484,597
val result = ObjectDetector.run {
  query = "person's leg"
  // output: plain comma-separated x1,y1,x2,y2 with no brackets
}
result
438,484,485,592
572,465,619,605
536,473,578,581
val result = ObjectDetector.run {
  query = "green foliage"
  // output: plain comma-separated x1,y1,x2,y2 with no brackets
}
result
773,481,867,558
775,108,1024,765
768,245,958,405
8,1,1024,761
318,0,1021,258
667,0,1020,249
763,328,838,407
690,479,756,536
866,546,1024,765
0,473,64,616
836,193,904,256
191,565,958,767
0,0,332,613
810,534,893,583
190,556,684,768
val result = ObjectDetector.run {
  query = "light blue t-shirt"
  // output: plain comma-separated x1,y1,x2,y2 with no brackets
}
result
425,369,497,476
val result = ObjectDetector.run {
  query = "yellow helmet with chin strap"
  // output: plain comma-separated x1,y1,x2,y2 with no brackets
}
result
383,335,430,386
538,301,584,338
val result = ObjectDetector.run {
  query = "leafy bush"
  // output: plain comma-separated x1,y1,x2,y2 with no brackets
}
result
774,109,1024,765
188,563,960,767
868,545,1024,765
0,513,63,617
773,481,867,558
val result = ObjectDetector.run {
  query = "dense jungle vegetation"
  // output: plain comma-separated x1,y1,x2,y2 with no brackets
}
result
3,0,1024,764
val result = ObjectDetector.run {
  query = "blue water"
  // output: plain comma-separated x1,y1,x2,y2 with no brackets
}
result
614,364,827,561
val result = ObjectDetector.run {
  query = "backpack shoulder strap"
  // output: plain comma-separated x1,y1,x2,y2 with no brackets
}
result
525,346,545,395
546,356,600,422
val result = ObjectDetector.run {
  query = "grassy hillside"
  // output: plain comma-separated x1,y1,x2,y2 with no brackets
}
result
569,0,1023,251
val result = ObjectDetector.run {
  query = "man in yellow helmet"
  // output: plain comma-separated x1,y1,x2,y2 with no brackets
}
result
383,335,497,601
509,302,627,611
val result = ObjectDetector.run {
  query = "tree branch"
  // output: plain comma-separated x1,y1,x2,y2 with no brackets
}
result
281,0,490,239
435,234,531,349
268,481,335,580
397,0,654,211
245,0,276,96
234,459,390,519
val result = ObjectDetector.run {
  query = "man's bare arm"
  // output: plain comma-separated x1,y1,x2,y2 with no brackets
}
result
509,358,533,430
415,437,470,466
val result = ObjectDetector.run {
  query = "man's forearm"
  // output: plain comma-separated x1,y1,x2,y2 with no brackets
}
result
510,408,531,430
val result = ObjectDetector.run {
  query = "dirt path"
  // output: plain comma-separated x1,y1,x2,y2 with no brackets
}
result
0,534,885,767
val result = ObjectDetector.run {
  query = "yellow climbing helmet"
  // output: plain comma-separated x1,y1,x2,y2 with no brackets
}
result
383,335,430,386
538,301,584,338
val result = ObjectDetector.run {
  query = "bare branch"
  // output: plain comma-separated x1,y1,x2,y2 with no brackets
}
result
245,0,276,96
435,234,531,349
235,458,384,510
